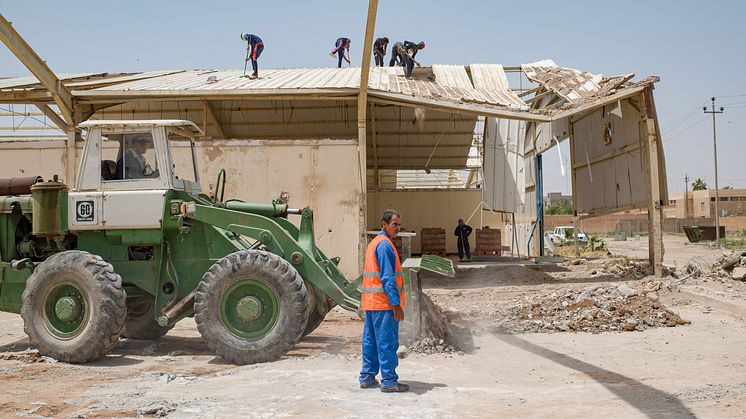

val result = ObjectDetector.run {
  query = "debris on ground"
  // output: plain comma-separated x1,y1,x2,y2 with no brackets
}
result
495,278,689,334
137,401,177,417
687,251,746,282
408,337,462,355
0,349,57,363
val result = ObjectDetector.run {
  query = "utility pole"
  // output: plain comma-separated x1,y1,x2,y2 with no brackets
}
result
684,174,689,218
703,97,724,248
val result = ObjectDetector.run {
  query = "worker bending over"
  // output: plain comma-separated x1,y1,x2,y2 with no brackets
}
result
359,209,409,393
240,33,264,79
331,37,351,68
373,37,389,67
389,40,425,77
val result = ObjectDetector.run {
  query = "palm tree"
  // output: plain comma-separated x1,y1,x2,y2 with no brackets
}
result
692,178,707,191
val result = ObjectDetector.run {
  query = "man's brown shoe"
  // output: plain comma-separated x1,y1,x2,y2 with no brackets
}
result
360,378,379,389
381,383,409,393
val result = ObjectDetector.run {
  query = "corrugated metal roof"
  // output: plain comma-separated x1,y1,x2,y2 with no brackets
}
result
0,72,107,90
469,64,528,110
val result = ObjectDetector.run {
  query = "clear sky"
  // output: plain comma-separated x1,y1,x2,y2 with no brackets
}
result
1,0,744,195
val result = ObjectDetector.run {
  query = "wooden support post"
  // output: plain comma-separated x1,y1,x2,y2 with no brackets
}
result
203,100,227,139
642,89,664,276
371,102,379,191
356,0,378,271
65,130,80,186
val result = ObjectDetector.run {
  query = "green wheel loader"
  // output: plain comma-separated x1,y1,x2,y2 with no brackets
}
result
0,120,372,364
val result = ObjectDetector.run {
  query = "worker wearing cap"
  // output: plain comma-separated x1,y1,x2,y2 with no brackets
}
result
403,41,425,60
241,33,264,79
373,37,389,67
331,37,351,68
359,209,409,393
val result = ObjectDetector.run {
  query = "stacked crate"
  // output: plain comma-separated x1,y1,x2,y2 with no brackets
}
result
476,227,501,256
420,228,446,256
366,231,403,257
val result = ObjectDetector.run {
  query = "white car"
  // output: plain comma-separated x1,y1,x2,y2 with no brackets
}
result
550,226,588,244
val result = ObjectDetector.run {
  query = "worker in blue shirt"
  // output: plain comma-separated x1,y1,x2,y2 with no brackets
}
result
240,33,264,79
330,37,351,68
403,41,425,60
359,209,409,393
373,37,389,67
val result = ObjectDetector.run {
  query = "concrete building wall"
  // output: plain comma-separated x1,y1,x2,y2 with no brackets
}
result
0,138,363,278
367,190,504,254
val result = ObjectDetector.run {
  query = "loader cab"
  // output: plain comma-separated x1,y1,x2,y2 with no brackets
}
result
75,120,203,194
68,120,204,231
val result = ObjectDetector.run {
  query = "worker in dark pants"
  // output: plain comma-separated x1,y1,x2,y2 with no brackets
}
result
240,33,264,79
403,40,425,61
331,37,351,68
373,37,389,67
454,218,472,262
388,42,414,77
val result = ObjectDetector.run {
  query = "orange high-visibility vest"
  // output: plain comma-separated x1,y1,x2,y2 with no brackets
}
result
361,234,406,310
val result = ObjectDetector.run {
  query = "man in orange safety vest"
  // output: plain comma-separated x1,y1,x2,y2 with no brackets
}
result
358,209,409,393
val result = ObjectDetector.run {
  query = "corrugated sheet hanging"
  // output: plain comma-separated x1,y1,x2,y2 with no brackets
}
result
469,64,528,110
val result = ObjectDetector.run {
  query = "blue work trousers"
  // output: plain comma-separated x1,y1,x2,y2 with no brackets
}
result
359,310,399,388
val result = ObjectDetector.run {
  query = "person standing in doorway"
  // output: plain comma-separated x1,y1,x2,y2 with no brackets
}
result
454,218,472,262
359,209,409,393
331,37,351,68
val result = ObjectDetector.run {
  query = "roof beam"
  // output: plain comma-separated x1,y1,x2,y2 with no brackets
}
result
34,104,67,131
0,13,74,127
203,100,227,139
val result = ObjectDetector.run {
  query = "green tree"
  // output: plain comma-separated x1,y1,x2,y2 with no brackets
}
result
545,199,573,215
692,178,707,191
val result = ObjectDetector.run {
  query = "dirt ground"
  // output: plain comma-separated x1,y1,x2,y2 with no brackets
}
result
1,233,746,418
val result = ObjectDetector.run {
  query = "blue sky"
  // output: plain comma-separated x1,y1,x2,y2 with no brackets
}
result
1,1,744,194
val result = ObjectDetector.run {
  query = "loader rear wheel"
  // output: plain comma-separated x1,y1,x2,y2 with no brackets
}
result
123,294,172,340
194,250,310,365
21,250,126,363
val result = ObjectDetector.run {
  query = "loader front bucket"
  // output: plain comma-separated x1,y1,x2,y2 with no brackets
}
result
400,255,455,346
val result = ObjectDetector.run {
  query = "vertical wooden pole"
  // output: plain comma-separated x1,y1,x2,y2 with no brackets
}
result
371,102,379,191
65,130,78,186
356,0,379,271
642,88,664,276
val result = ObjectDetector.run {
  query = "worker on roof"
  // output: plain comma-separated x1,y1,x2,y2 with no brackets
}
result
403,41,425,60
373,37,389,67
358,209,409,393
330,37,351,68
389,41,421,78
240,33,264,79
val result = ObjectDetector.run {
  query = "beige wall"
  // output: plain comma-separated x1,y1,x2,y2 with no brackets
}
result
367,190,504,254
0,138,364,278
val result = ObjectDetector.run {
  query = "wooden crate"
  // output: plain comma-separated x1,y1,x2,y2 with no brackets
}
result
476,227,501,256
421,228,446,256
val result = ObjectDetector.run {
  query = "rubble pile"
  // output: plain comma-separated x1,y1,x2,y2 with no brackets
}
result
408,338,462,356
564,257,675,279
703,252,746,281
497,279,689,334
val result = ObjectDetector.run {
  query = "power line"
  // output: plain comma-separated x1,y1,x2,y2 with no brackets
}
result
661,102,706,134
662,116,708,143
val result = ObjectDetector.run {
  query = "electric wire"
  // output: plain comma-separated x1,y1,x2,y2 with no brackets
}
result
662,116,708,143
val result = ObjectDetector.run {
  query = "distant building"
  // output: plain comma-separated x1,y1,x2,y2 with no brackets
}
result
667,189,746,218
544,192,572,208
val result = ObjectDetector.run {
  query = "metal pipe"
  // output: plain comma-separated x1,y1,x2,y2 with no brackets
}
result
157,289,196,327
224,200,289,217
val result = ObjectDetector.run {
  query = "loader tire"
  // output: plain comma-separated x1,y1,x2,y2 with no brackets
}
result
123,294,172,340
21,250,126,363
194,250,310,365
302,308,325,338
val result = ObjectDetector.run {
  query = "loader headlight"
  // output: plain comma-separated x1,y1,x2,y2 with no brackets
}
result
180,202,197,216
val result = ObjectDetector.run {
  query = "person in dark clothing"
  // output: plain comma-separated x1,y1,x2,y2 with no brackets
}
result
403,40,425,60
331,37,351,68
373,37,389,67
389,41,416,77
240,33,264,79
454,218,472,262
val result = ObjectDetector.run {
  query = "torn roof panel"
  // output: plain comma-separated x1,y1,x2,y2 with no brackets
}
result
521,61,603,102
468,64,528,110
0,72,108,90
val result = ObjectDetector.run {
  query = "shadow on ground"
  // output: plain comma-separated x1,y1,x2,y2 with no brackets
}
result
493,332,696,418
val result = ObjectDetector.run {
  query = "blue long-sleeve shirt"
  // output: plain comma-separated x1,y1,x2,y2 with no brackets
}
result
374,231,401,307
